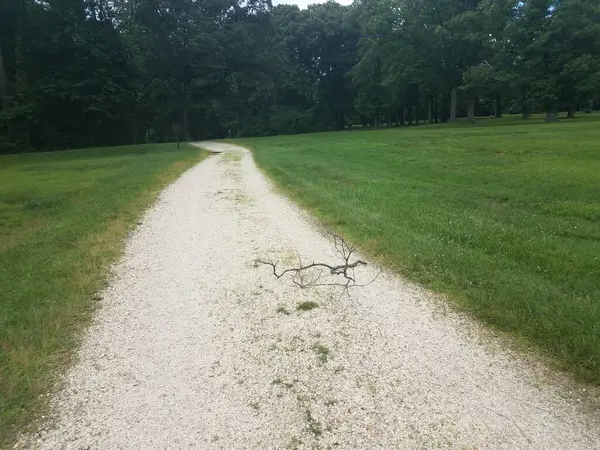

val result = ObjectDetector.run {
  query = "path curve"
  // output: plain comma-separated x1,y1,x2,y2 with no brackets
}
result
25,142,599,449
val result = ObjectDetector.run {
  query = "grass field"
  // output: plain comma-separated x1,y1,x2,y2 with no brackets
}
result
0,143,206,446
237,114,600,385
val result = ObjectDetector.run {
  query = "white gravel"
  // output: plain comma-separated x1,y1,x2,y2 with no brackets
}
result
24,141,600,449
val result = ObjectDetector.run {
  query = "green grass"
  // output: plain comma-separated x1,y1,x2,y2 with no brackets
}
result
304,408,323,437
312,343,331,364
276,306,291,315
0,143,206,446
237,113,600,384
297,301,319,311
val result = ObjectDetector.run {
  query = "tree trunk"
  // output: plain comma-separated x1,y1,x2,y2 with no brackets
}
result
387,113,391,128
331,108,341,130
401,107,407,126
374,109,379,128
407,104,412,125
495,94,502,118
440,94,449,122
521,104,530,119
0,41,7,108
180,81,190,141
132,111,137,144
449,88,457,122
566,103,575,119
521,96,530,119
427,98,433,124
467,94,476,124
545,110,558,122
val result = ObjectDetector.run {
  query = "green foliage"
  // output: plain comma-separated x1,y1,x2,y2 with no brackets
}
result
2,0,137,151
297,301,319,311
2,0,600,151
312,343,330,364
269,107,318,135
353,0,600,123
240,114,600,384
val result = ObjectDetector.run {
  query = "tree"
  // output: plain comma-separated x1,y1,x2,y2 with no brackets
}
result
0,40,7,105
552,0,600,117
507,0,565,121
1,0,599,153
0,0,20,107
308,2,360,129
133,0,229,141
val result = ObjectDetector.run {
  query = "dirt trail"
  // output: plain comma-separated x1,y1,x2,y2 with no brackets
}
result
25,142,599,449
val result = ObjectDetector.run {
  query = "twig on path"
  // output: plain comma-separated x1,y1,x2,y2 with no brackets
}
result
256,229,380,297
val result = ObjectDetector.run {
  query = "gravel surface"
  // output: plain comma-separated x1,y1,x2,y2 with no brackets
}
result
24,142,599,449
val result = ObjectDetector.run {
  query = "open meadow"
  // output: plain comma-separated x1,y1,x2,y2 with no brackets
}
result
2,115,600,447
3,0,600,444
0,144,206,445
237,114,600,384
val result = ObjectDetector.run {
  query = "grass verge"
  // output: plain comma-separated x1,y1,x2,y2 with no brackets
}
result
236,113,600,385
0,143,207,446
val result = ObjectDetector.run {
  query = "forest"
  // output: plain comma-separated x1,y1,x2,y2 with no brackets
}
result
1,0,599,152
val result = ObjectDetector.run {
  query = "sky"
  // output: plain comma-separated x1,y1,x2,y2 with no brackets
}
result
273,0,353,9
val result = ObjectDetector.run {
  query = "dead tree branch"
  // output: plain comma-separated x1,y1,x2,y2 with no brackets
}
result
256,230,380,297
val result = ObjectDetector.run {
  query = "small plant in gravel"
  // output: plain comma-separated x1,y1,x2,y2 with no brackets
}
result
276,306,291,315
313,343,330,363
285,436,303,449
249,401,260,411
305,409,323,438
272,377,295,388
297,301,319,311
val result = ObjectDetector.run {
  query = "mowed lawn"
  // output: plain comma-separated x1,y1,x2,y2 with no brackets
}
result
237,114,600,384
0,144,205,445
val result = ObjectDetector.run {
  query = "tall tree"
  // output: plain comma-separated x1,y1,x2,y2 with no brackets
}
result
2,0,600,153
553,0,600,117
133,0,229,141
0,0,20,108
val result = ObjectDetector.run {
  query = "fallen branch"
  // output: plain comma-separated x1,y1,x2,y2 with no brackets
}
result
256,230,379,297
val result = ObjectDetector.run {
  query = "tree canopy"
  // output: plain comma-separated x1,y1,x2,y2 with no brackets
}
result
1,0,599,152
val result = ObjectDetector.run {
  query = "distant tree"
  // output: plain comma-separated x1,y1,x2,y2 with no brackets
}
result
132,0,228,141
1,0,599,153
552,0,600,117
0,0,19,106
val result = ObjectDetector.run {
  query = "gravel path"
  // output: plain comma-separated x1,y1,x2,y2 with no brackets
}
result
26,142,599,449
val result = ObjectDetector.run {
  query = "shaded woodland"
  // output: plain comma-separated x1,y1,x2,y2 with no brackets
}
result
1,0,599,152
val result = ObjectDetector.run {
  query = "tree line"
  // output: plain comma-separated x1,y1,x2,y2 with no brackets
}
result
1,0,599,153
